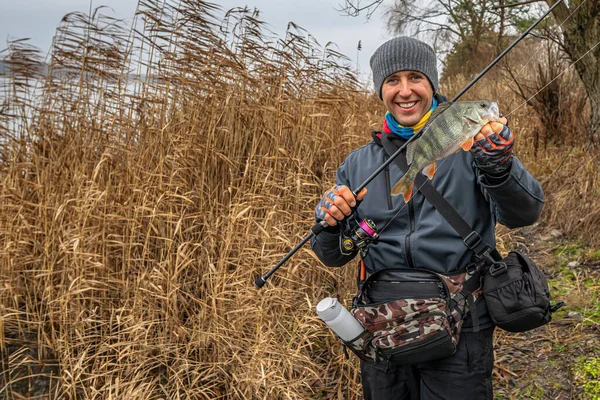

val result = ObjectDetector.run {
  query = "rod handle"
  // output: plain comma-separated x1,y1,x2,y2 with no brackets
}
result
255,276,266,288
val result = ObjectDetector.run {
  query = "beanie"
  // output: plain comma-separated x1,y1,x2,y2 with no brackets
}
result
370,37,438,99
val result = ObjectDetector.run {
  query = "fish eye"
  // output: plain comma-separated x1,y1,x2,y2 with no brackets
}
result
480,103,487,108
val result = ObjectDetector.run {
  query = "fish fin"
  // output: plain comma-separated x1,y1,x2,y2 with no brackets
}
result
428,102,454,121
460,137,474,151
403,183,414,203
406,140,417,165
391,180,403,197
421,102,454,132
423,163,436,180
392,177,414,203
421,101,454,132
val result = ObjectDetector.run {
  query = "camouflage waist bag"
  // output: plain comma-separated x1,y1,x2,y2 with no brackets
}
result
343,268,482,365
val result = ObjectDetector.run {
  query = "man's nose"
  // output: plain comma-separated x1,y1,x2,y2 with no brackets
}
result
397,80,411,97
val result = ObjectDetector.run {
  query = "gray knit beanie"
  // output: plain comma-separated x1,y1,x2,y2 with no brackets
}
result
370,37,438,99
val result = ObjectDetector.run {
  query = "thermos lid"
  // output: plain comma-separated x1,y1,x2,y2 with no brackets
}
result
316,297,342,322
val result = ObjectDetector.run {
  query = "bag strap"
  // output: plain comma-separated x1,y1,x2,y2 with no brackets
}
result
380,134,502,262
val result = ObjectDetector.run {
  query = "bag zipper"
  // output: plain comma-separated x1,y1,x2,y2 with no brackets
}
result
378,329,452,355
359,268,452,303
360,295,447,307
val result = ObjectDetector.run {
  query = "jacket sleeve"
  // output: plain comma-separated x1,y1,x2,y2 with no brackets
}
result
476,156,544,229
310,159,359,267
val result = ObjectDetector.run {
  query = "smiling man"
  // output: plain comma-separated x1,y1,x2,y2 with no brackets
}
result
381,70,433,126
310,37,545,399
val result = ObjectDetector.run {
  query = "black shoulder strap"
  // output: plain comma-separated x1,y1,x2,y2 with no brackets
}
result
380,134,502,262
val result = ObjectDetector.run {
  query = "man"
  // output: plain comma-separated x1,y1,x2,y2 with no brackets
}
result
310,37,544,400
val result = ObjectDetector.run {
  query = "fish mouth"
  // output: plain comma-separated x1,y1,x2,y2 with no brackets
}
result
487,102,500,121
474,102,501,123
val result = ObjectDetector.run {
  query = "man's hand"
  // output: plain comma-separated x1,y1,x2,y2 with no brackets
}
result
315,185,368,227
474,117,508,141
470,117,514,176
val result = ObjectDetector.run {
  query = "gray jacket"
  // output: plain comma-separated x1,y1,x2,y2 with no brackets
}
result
310,124,544,329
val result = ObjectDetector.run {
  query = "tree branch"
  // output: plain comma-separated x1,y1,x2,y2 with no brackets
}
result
336,0,384,18
493,0,546,9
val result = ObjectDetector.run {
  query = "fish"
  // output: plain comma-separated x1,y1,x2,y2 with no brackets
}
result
391,100,502,202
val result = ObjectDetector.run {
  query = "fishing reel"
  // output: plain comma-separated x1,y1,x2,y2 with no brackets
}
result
340,217,379,255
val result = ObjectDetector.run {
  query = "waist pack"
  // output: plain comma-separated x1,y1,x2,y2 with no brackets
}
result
343,267,482,365
483,251,564,332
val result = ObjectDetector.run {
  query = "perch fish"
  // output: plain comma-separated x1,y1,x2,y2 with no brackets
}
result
392,100,502,202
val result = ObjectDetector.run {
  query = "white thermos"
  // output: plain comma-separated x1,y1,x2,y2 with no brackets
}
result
316,297,365,341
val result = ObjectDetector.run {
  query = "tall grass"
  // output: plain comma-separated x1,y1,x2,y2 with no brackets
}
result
0,1,598,399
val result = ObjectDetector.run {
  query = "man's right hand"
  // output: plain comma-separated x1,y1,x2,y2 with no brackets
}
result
315,185,368,227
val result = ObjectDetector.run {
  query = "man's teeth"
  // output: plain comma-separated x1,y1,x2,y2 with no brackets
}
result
398,101,416,109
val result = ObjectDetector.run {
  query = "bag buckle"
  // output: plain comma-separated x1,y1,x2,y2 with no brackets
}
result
463,232,482,250
488,261,508,277
465,262,477,275
471,248,496,271
550,301,565,313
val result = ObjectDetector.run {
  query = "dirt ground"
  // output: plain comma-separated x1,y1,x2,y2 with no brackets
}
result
492,223,600,400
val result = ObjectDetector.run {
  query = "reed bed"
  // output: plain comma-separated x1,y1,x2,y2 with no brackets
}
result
0,1,598,399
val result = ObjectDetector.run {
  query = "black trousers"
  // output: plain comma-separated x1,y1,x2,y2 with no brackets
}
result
360,328,495,400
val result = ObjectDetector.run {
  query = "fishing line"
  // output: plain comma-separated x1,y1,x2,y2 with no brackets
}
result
504,37,600,118
255,0,566,288
495,0,588,103
378,13,600,240
379,28,600,237
376,149,454,236
378,34,596,235
372,2,588,238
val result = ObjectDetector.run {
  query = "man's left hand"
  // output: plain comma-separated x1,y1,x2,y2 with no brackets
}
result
470,117,514,176
474,117,508,140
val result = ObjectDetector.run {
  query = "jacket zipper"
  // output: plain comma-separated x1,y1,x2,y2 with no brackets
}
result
384,161,393,210
405,200,416,268
381,142,413,267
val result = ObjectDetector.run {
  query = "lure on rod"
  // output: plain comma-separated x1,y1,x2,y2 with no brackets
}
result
254,0,564,289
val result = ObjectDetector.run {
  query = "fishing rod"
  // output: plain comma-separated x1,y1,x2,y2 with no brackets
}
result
254,0,564,289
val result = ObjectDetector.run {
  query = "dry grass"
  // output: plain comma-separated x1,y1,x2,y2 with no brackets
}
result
0,1,599,399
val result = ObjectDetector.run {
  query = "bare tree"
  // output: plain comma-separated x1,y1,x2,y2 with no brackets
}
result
340,0,600,140
339,0,533,53
544,0,600,140
339,0,543,81
337,0,385,19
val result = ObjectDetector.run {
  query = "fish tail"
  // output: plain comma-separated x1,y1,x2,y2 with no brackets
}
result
392,171,416,202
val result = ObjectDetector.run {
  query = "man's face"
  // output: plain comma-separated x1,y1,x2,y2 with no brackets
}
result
381,70,434,127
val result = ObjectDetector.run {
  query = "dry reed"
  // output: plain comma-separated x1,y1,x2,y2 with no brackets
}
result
0,1,598,399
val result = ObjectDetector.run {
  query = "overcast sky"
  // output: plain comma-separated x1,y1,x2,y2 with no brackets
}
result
0,0,401,83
